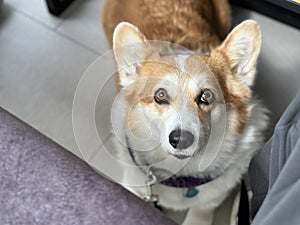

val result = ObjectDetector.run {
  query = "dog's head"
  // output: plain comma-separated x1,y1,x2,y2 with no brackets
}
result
112,21,261,176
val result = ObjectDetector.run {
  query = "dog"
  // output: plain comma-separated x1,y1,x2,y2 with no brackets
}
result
102,1,269,224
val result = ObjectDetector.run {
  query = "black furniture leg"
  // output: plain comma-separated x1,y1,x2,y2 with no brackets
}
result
45,0,75,16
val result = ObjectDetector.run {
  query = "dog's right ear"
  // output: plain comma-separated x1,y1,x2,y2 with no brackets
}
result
113,22,149,87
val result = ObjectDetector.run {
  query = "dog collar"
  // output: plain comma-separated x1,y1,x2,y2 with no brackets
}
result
126,136,214,188
159,174,213,188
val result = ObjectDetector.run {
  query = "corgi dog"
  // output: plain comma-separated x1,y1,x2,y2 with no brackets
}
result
102,1,268,224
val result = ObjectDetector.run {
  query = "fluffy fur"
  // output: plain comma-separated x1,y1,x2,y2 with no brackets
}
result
103,1,268,224
103,0,231,51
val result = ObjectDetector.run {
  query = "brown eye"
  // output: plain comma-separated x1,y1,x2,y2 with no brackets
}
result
197,89,215,105
154,88,169,104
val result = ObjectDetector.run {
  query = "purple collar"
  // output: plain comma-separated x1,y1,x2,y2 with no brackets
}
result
126,136,214,188
158,175,213,188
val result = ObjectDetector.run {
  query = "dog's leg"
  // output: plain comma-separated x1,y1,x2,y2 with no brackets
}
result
182,206,214,225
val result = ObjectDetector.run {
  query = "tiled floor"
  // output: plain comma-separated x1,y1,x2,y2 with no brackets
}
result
0,0,108,158
0,1,299,224
1,0,299,160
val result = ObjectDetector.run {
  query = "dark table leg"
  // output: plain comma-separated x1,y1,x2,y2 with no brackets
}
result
45,0,75,16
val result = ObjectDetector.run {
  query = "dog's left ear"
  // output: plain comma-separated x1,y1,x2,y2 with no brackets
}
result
113,22,150,87
218,20,261,87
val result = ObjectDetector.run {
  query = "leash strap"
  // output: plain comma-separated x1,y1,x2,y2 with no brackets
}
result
238,180,250,225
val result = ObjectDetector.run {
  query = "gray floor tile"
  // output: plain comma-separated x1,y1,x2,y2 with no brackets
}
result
89,134,147,187
0,6,99,157
89,135,123,182
72,53,118,160
5,0,64,29
56,0,109,53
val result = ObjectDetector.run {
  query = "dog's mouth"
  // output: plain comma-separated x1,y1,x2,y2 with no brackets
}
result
169,152,192,159
165,142,203,160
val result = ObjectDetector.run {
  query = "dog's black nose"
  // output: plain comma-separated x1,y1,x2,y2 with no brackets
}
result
169,129,194,150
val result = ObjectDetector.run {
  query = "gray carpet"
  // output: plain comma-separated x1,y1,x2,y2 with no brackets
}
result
0,107,175,225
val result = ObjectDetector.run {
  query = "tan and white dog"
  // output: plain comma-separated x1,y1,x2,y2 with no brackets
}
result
103,1,268,224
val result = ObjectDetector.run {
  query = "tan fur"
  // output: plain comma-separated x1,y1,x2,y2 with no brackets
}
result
103,0,232,94
103,0,231,51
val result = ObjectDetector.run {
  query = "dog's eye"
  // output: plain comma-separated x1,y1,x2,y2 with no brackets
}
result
197,89,215,105
154,88,169,104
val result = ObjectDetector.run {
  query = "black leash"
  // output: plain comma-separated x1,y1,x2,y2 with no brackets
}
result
238,180,250,225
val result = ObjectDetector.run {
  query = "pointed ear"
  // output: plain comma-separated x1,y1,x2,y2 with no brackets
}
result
113,22,149,87
218,20,261,87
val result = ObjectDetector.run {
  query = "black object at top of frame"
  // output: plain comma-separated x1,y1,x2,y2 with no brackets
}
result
230,0,300,29
45,0,299,28
45,0,74,16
